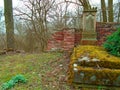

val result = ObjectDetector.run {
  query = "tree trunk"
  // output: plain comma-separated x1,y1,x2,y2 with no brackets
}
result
4,0,14,50
108,0,113,22
118,1,120,22
101,0,107,22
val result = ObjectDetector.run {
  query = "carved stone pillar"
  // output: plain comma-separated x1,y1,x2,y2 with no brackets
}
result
81,8,97,45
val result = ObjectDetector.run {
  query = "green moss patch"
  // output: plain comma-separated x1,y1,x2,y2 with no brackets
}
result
68,45,120,86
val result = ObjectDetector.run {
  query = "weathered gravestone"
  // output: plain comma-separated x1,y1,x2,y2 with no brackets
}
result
81,7,97,45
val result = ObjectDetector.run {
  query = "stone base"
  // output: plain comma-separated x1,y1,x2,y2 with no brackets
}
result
81,39,97,45
82,31,97,39
73,67,120,87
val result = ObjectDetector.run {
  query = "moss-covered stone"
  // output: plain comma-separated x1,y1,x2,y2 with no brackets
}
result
68,45,120,87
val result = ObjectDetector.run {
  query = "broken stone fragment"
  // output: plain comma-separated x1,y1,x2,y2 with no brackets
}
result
73,68,78,72
78,56,90,62
73,63,78,67
92,58,100,62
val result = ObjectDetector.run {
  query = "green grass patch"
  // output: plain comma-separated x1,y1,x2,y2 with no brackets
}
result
0,52,62,90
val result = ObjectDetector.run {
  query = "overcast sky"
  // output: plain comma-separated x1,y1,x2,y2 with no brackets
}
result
0,0,118,8
0,0,19,8
0,0,101,8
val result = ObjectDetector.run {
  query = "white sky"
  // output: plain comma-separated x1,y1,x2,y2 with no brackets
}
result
0,0,19,8
0,0,100,8
0,0,118,8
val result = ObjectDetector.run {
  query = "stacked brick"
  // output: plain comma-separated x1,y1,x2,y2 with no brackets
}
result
52,31,64,49
62,29,75,51
47,31,63,51
47,28,81,51
47,22,120,51
47,39,55,50
75,31,82,46
96,22,120,46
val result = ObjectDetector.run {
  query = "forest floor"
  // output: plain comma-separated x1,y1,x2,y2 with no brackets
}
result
0,52,73,90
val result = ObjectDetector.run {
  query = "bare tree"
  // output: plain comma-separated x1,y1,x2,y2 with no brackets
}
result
0,8,4,30
4,0,14,50
64,2,69,27
101,0,107,22
108,0,113,22
118,0,120,22
48,2,71,30
100,0,114,22
15,0,55,52
0,8,3,21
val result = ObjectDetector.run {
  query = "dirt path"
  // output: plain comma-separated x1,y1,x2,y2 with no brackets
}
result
41,52,72,90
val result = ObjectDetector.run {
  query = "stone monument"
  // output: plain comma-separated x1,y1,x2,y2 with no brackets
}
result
81,7,97,45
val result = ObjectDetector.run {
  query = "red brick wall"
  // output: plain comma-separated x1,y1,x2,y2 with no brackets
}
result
47,22,120,51
62,29,75,51
47,28,81,51
75,31,82,46
47,31,63,51
96,22,120,45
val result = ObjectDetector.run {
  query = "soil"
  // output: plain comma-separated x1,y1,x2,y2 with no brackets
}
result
41,51,74,90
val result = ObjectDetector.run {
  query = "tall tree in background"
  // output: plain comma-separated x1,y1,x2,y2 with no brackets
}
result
4,0,14,50
117,0,120,22
101,0,114,22
101,0,107,22
108,0,113,22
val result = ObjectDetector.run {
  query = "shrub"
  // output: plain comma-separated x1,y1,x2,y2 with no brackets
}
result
103,28,120,57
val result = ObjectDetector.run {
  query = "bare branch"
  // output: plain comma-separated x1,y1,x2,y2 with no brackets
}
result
57,1,82,6
14,8,32,19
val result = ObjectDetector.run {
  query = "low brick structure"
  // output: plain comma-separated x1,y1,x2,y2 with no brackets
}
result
62,29,75,51
47,28,81,51
96,22,120,45
47,22,120,51
47,31,63,51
